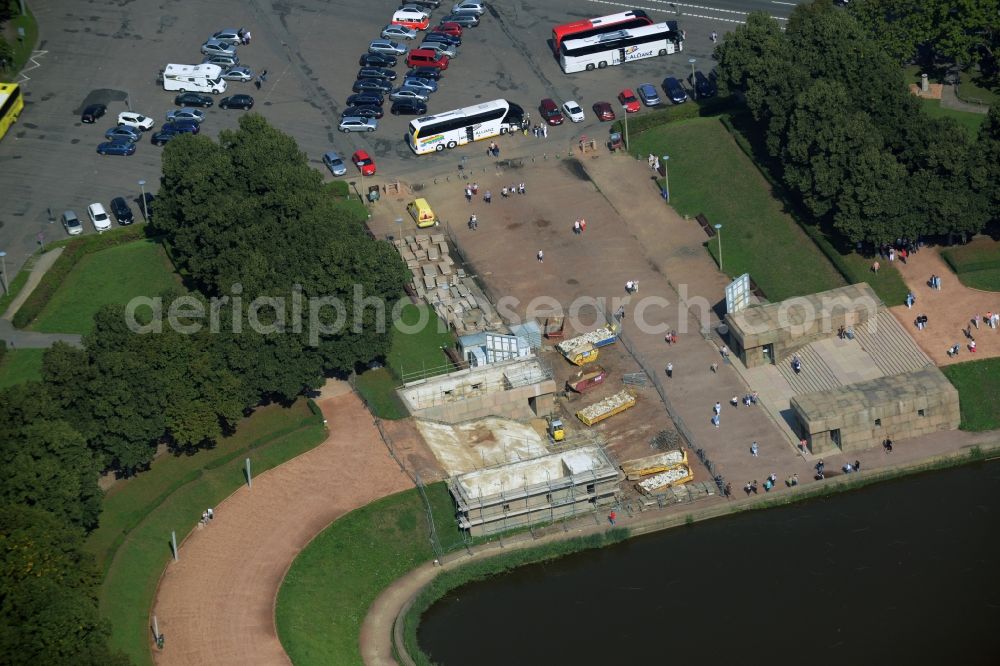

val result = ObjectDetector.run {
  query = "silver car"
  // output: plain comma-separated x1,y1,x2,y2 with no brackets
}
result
62,210,83,236
390,87,429,102
201,39,237,57
381,24,418,40
368,39,407,56
166,108,206,123
203,54,240,67
322,151,347,176
339,116,379,132
418,41,457,58
452,0,485,14
222,66,254,82
402,77,437,93
211,28,243,45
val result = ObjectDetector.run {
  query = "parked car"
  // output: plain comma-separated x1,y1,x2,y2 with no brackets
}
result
139,193,155,221
322,151,347,176
618,88,641,113
369,39,408,56
693,71,717,98
406,66,443,80
352,150,377,176
540,98,564,125
219,94,254,110
433,22,463,37
422,31,461,46
452,1,486,15
203,54,240,68
398,3,434,11
353,78,393,94
637,82,660,106
347,92,384,107
161,120,200,135
418,41,457,58
339,116,378,132
166,108,206,123
81,103,107,123
342,105,384,119
401,0,441,8
391,100,428,115
406,49,449,69
402,77,437,93
151,129,180,146
439,13,479,27
97,140,137,156
662,76,688,104
211,28,243,45
118,112,155,131
110,196,134,225
174,92,214,107
62,210,83,235
392,9,430,31
201,39,237,57
88,203,112,233
390,87,429,102
222,66,254,82
359,53,397,68
382,24,418,40
593,101,615,121
105,126,142,142
561,100,584,123
357,67,397,81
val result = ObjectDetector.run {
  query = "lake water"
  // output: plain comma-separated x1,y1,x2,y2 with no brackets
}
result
419,461,1000,665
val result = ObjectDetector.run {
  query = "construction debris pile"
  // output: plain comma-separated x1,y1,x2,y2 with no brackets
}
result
576,389,636,426
393,234,500,335
636,465,693,494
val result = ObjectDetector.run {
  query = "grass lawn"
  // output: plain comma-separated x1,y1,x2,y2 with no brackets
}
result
276,487,436,666
919,98,986,137
91,400,326,665
954,268,1000,292
941,239,1000,292
0,255,33,317
31,239,181,334
942,358,1000,430
354,367,409,419
0,347,44,387
2,2,38,74
628,117,846,302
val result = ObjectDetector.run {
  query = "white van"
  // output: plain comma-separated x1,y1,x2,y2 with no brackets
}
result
161,63,228,94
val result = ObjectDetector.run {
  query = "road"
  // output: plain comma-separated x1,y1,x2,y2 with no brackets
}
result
0,0,802,276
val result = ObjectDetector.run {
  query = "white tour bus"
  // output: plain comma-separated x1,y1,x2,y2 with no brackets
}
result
161,63,228,93
559,22,683,74
407,99,525,154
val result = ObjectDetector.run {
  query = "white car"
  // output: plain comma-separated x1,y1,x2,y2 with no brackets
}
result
382,24,418,40
339,117,378,132
118,112,155,131
393,7,430,22
87,203,112,233
562,100,585,123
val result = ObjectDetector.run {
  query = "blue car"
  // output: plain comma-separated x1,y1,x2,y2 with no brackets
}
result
637,83,661,106
105,126,142,142
97,140,136,156
161,119,200,135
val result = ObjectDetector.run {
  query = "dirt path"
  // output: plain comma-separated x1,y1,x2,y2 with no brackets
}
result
151,382,413,666
888,247,1000,365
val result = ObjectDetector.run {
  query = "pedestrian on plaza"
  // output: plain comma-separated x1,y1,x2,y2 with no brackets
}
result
744,482,752,496
724,482,732,498
573,219,581,234
255,78,262,90
207,507,214,520
666,362,673,378
579,218,586,232
501,186,509,198
752,391,759,404
720,345,729,359
714,401,721,415
885,438,893,453
731,395,739,408
471,182,479,195
201,511,208,525
465,186,472,202
542,124,548,138
710,362,718,373
764,478,773,492
537,249,544,262
711,414,720,428
259,69,267,82
751,480,758,494
484,190,492,204
750,441,759,457
973,315,981,330
468,214,478,230
853,460,861,473
518,182,526,195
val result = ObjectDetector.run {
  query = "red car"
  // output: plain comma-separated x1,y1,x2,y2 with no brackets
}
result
352,150,376,176
618,88,641,113
593,101,616,121
406,48,449,70
540,98,564,125
434,22,463,37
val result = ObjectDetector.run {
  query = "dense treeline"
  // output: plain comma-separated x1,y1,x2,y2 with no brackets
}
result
1,115,406,660
715,3,1000,246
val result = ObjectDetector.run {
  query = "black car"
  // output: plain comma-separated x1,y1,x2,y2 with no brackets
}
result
110,196,134,225
139,192,155,221
662,77,689,104
357,66,397,81
353,78,393,94
219,94,255,110
693,71,717,98
342,105,384,119
151,128,179,146
347,92,384,107
439,13,479,27
422,32,461,46
174,92,214,108
359,53,397,68
391,100,428,115
406,66,442,81
81,103,107,123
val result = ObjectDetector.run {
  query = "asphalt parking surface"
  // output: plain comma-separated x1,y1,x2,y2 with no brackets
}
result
0,0,801,275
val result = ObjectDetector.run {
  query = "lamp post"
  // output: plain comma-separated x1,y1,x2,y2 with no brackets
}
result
0,251,7,295
138,180,148,222
688,57,697,98
662,155,670,203
622,104,629,150
714,223,723,274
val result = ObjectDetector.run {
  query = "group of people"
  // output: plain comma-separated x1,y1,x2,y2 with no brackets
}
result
528,123,548,138
464,182,480,201
200,507,215,525
238,27,252,45
914,314,929,330
572,218,587,234
500,183,526,197
625,280,639,294
927,274,942,289
487,141,501,158
731,392,759,407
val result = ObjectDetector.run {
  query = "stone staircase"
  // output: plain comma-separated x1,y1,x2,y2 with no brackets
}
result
853,310,932,377
776,343,843,395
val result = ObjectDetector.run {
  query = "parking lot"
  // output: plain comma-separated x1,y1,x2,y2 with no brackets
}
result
0,0,799,275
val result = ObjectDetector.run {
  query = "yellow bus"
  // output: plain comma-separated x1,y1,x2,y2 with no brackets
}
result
0,82,24,141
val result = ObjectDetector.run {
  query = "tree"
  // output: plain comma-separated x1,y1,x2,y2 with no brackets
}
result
0,506,129,665
971,105,1000,225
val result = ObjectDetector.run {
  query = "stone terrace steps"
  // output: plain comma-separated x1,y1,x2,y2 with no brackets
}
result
854,310,933,377
776,343,843,395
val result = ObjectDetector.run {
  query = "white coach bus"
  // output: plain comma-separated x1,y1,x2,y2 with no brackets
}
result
559,22,683,74
160,63,228,94
407,99,525,154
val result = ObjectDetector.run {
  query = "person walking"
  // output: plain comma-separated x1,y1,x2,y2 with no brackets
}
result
484,190,492,204
750,441,759,456
714,401,721,415
744,481,752,496
537,249,544,262
853,460,861,473
465,186,472,202
666,362,673,378
608,510,617,525
711,414,720,428
573,219,581,234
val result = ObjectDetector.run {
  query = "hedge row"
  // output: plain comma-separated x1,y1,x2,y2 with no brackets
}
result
612,95,735,135
12,226,150,329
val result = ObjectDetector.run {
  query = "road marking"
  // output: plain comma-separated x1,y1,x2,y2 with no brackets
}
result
771,1,796,5
586,0,789,22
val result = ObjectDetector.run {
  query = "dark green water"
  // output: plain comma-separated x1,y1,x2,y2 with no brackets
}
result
419,461,1000,665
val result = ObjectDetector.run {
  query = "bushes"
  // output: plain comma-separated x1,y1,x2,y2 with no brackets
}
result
12,226,149,329
613,96,734,135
